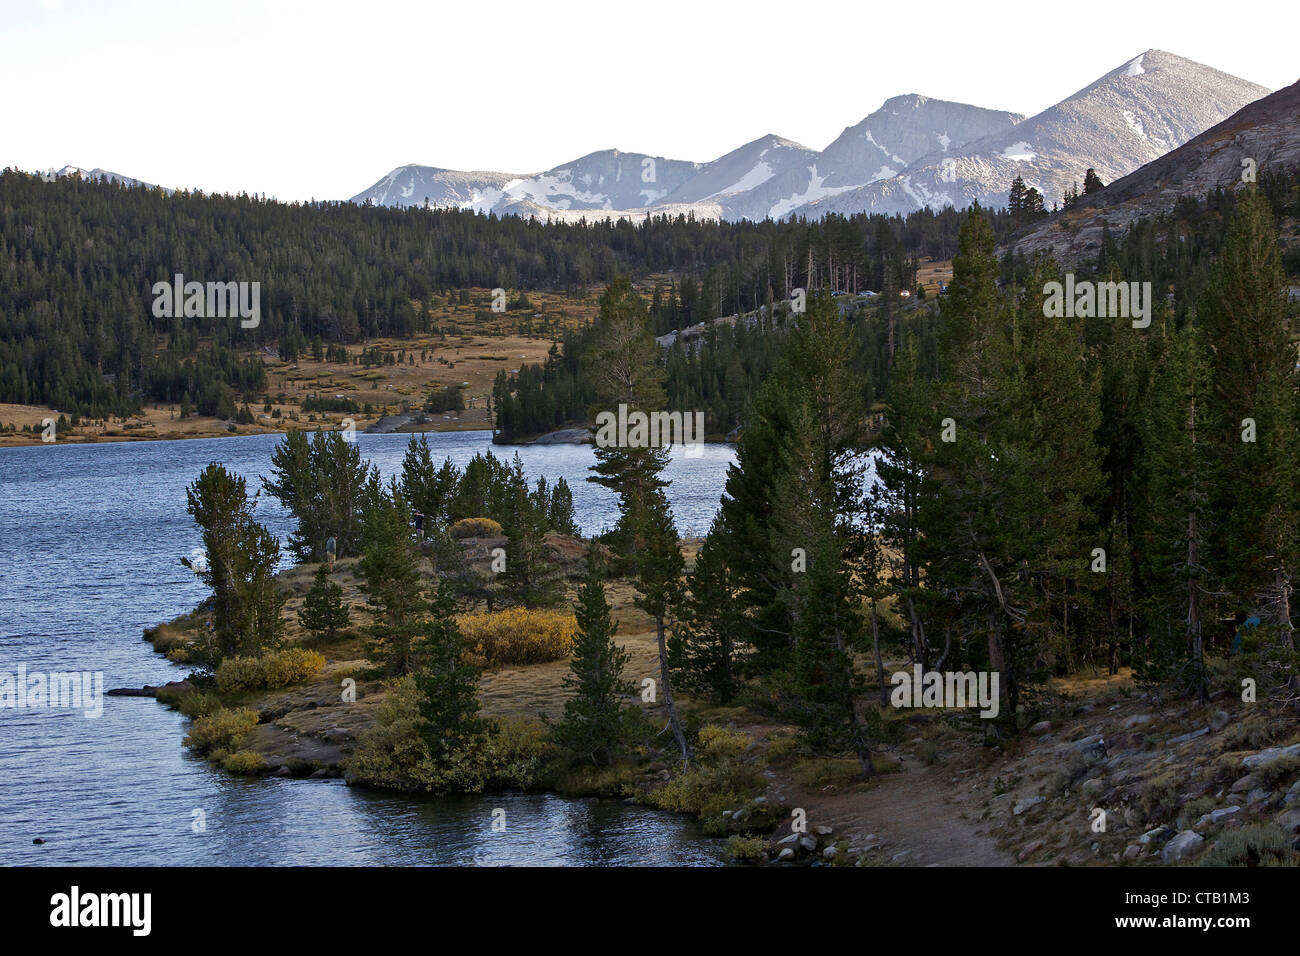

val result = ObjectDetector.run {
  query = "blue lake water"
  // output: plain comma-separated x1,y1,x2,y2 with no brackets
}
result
0,430,735,866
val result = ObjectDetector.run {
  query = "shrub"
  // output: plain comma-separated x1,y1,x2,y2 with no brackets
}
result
1254,755,1300,789
184,707,260,753
1201,824,1295,866
724,835,767,863
177,691,223,719
345,677,551,794
450,517,502,539
221,750,267,775
457,608,576,668
214,648,326,693
698,724,749,762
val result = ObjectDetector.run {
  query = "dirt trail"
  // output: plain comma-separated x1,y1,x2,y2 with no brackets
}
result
767,756,1014,866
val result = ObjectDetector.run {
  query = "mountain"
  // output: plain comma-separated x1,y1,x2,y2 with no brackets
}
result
52,165,162,191
800,50,1269,219
655,134,821,220
348,51,1267,223
351,150,700,213
1009,77,1300,262
816,94,1024,188
350,166,524,210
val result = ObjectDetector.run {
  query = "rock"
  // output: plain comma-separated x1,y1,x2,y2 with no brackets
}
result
720,810,733,819
777,833,798,845
822,845,838,860
752,796,767,804
272,765,292,777
1081,778,1107,799
323,728,350,744
1274,808,1300,834
798,835,817,853
777,848,795,862
1230,773,1258,793
1167,727,1210,746
1139,826,1169,845
1013,796,1046,816
1247,788,1272,807
1018,840,1044,861
1210,711,1231,732
1242,743,1300,769
891,850,912,862
814,825,834,836
1161,830,1204,864
1123,844,1141,859
1284,781,1300,807
1209,806,1241,825
32,838,46,845
1028,720,1052,734
1124,713,1154,729
309,768,331,779
1072,734,1106,755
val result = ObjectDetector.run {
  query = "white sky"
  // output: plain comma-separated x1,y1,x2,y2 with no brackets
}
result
2,0,1295,202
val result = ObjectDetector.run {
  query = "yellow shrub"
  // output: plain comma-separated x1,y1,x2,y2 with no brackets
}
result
215,648,326,692
184,707,260,753
221,750,267,775
450,517,503,539
456,608,577,667
698,724,750,762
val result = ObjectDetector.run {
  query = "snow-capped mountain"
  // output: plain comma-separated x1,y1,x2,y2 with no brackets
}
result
353,150,700,213
802,50,1269,218
655,134,822,220
1010,77,1300,263
52,165,162,190
351,166,525,210
349,50,1269,223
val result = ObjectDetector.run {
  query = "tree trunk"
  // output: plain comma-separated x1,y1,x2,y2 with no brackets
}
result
871,600,888,706
656,614,692,764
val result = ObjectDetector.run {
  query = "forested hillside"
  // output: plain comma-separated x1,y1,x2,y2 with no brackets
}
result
1,169,1010,419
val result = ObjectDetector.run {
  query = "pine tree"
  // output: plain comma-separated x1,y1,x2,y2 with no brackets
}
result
184,463,285,665
414,582,490,767
630,486,692,764
551,551,635,765
358,481,425,675
1083,168,1105,195
300,563,349,640
1136,326,1213,701
669,514,748,703
1199,187,1300,636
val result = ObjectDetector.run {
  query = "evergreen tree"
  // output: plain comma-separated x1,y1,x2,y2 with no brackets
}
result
1136,326,1213,701
669,514,748,703
358,482,425,675
630,486,692,764
184,463,285,665
414,582,490,767
1083,168,1105,195
300,563,349,640
1198,187,1300,637
551,551,636,765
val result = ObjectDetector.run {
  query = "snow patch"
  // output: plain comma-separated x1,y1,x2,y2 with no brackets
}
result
864,130,906,167
1125,54,1146,76
1001,141,1036,162
706,161,775,200
768,165,862,219
1122,110,1146,138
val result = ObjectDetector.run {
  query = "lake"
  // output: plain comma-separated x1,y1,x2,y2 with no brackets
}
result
0,430,735,866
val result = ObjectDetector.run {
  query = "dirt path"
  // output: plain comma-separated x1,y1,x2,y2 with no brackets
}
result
766,756,1014,866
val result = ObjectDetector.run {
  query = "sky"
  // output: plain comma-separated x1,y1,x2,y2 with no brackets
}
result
2,0,1295,202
